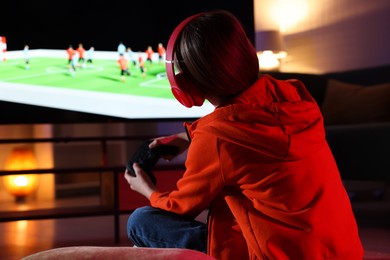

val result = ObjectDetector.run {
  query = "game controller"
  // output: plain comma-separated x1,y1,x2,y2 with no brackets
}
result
126,140,179,185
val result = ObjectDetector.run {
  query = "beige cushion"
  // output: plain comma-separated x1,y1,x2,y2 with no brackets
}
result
321,79,390,125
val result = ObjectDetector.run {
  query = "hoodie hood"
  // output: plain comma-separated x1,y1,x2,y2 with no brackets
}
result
185,74,325,160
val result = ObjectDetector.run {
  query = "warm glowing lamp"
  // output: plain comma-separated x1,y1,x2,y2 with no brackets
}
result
255,30,287,71
3,147,39,203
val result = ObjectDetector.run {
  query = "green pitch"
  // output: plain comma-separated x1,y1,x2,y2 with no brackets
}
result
0,57,173,99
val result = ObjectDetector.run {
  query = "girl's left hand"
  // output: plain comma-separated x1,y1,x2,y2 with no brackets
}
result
124,163,155,199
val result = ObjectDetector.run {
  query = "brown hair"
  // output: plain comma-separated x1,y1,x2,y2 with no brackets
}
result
175,10,259,98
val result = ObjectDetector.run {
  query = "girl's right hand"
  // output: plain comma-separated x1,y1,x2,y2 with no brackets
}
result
148,132,189,161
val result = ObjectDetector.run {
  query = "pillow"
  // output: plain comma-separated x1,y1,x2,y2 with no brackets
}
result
321,79,390,125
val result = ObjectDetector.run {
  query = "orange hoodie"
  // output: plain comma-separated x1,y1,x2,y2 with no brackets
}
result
150,75,363,260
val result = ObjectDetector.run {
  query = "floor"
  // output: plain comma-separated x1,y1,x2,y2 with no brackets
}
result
0,215,131,260
1,192,390,260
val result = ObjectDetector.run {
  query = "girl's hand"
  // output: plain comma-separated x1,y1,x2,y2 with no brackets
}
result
124,163,155,199
148,132,189,161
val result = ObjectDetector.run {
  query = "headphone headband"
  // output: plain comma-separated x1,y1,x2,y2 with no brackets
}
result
165,13,203,66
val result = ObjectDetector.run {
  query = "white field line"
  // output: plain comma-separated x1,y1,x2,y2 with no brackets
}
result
139,76,168,88
0,66,105,81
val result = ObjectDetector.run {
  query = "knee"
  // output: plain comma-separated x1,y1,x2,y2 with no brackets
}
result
128,206,150,227
127,206,161,244
127,206,156,235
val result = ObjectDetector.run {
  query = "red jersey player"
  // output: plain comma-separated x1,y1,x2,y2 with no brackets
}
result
66,44,75,69
157,43,165,63
138,55,146,78
118,54,131,82
76,43,86,67
145,45,154,65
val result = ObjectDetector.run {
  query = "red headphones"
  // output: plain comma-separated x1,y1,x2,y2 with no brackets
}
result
165,13,205,108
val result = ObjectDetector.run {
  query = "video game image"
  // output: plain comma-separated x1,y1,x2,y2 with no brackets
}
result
0,1,254,122
0,46,214,120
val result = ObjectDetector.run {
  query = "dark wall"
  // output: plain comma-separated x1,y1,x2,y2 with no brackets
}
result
2,0,254,51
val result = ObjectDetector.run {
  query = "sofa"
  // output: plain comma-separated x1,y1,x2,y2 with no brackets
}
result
267,65,390,229
21,246,216,260
266,65,390,182
20,246,390,260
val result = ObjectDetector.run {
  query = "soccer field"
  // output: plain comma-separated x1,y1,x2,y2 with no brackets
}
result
0,56,173,99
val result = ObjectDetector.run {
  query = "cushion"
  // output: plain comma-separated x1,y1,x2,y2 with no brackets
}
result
321,79,390,125
266,72,328,107
21,246,216,260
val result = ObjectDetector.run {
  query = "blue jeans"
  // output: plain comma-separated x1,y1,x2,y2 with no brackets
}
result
127,206,207,253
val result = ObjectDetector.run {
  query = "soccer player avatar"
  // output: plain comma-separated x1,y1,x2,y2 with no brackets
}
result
157,43,165,64
23,45,30,70
118,54,131,82
145,45,154,65
66,44,76,69
70,50,78,77
138,55,146,78
117,41,126,57
86,46,94,65
76,43,86,68
126,47,137,67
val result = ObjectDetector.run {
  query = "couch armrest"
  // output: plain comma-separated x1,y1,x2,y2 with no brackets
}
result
325,122,390,180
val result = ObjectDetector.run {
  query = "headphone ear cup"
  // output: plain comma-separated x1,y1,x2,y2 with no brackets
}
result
165,12,205,108
172,73,205,108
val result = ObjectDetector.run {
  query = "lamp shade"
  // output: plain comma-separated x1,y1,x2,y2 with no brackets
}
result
3,147,39,201
255,30,286,53
255,30,287,71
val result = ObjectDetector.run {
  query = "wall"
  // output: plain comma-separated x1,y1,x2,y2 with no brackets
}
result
254,0,390,73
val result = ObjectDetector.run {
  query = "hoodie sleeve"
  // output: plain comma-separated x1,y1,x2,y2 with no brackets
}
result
150,131,224,218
